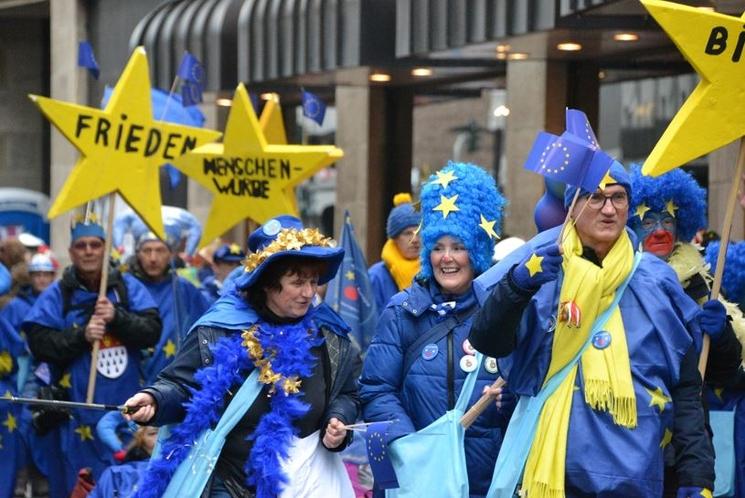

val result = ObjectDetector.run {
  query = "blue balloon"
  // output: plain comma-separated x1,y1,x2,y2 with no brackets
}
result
544,177,566,200
534,193,567,233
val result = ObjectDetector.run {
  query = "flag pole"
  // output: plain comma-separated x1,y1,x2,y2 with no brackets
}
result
460,377,507,429
699,137,745,378
556,188,581,245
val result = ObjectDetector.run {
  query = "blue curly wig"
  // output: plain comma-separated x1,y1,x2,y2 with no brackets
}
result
419,161,507,279
704,241,745,302
627,164,707,242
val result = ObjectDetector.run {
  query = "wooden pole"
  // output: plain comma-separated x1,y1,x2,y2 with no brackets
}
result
556,189,581,245
85,192,117,403
460,377,506,429
698,137,745,378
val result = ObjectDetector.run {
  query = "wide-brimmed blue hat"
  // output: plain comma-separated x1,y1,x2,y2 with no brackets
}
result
213,243,246,263
234,215,344,290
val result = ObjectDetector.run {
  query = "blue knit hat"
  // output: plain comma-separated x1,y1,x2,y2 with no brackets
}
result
213,243,246,263
419,161,507,279
386,193,421,238
627,163,706,243
563,160,631,208
70,214,105,243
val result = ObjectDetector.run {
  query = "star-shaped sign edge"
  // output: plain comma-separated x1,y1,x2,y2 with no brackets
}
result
172,83,343,248
30,47,222,239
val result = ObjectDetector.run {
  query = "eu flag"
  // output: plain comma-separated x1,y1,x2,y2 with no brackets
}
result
77,41,99,80
324,212,377,352
365,421,399,489
177,52,204,107
301,90,327,125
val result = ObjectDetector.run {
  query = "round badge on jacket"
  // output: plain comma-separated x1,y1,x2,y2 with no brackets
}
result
460,355,478,373
592,331,612,350
462,339,476,356
485,357,499,374
421,343,439,361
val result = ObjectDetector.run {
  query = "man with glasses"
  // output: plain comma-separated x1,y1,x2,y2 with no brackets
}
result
21,218,161,498
469,162,714,498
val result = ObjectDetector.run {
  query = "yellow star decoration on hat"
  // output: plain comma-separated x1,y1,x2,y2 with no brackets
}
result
665,200,678,218
432,170,458,189
659,428,673,449
525,253,544,277
634,202,651,220
29,47,221,238
433,194,459,218
173,84,343,248
75,424,94,442
229,243,242,254
646,385,671,413
2,412,17,433
163,339,176,358
478,214,499,240
641,0,745,176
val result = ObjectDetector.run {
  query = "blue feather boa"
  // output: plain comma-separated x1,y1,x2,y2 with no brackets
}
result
135,315,323,498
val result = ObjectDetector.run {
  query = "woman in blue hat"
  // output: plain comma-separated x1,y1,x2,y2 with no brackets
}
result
125,215,361,498
359,162,513,497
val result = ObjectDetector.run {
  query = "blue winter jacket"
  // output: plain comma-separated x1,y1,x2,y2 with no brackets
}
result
368,261,399,314
359,279,513,497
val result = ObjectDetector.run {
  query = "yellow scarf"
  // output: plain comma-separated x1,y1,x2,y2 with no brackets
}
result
381,239,420,291
522,224,637,498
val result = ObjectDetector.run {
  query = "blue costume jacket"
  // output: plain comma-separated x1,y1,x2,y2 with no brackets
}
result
469,226,714,497
368,261,399,313
359,280,513,497
0,314,26,498
88,460,149,498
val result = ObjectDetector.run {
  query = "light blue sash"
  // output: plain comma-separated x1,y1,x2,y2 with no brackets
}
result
487,252,641,498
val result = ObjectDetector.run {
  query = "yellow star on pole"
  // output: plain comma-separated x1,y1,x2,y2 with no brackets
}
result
2,412,17,433
163,339,177,358
660,428,673,448
433,194,459,218
478,214,499,240
29,47,221,238
665,200,678,218
641,0,745,176
173,84,343,247
634,202,651,220
59,372,72,389
432,170,458,189
646,386,671,413
525,253,544,277
75,424,94,442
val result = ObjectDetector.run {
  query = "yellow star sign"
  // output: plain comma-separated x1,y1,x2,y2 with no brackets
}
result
2,412,17,433
646,386,671,413
641,0,745,176
163,339,177,358
75,424,94,441
59,372,72,389
29,47,221,238
173,84,343,247
660,428,673,448
525,253,544,277
433,194,459,218
432,170,458,189
665,200,678,218
478,214,499,240
634,202,651,220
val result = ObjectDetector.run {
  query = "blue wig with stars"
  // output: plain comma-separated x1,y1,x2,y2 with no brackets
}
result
627,163,707,243
419,161,507,280
705,241,745,303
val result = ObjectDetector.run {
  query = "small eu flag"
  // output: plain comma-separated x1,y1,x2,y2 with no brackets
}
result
301,90,327,125
177,51,204,107
365,421,399,489
77,41,100,80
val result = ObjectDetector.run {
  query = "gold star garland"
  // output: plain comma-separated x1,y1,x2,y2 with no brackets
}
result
241,325,304,395
242,228,335,274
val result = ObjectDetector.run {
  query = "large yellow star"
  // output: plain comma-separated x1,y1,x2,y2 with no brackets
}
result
525,253,544,277
646,386,671,413
478,214,499,240
163,339,177,358
432,170,458,189
2,412,17,433
29,47,221,238
433,194,459,218
641,1,745,176
634,202,651,220
173,84,343,247
75,424,94,441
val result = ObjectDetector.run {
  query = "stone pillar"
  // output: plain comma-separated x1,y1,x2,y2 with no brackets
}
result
49,0,88,262
708,140,744,241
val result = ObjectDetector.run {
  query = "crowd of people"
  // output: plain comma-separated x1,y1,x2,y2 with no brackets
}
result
0,156,742,498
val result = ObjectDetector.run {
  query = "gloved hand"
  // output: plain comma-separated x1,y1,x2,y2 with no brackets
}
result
698,299,727,342
676,486,712,498
511,244,563,290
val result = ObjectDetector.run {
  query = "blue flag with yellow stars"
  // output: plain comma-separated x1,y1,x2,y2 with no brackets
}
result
324,212,377,352
77,41,99,80
365,421,399,489
301,90,327,126
0,315,25,498
177,51,204,106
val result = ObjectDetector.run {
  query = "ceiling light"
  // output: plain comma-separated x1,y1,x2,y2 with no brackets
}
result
370,72,391,82
496,44,511,53
557,42,582,51
507,52,529,60
411,67,433,77
216,98,232,107
613,32,639,42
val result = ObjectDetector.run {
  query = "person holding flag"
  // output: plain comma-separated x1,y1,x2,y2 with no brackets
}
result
469,161,714,497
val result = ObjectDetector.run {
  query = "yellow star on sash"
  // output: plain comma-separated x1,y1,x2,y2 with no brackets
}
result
29,47,221,238
433,194,459,218
641,1,745,176
478,214,499,240
665,200,678,217
660,428,673,448
2,413,17,433
75,424,94,441
432,170,457,189
525,253,544,277
173,84,343,247
345,270,355,280
634,202,651,220
228,243,242,254
646,386,671,413
163,339,176,359
59,372,72,389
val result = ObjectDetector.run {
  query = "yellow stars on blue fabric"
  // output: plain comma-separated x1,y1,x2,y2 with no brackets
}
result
431,169,457,189
525,253,544,277
539,141,570,175
433,194,459,218
665,200,678,218
0,351,12,376
59,372,72,389
479,214,499,240
646,386,671,413
163,339,177,359
2,412,17,433
634,202,651,220
75,424,94,441
660,428,673,449
345,270,355,281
